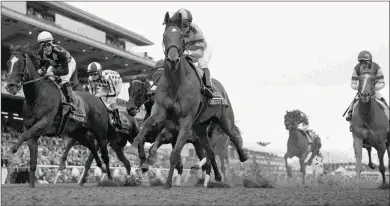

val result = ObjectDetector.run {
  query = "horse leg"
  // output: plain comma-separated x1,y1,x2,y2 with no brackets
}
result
27,136,39,188
173,146,184,187
299,154,307,186
71,130,106,173
110,140,131,177
218,118,248,162
11,118,52,153
78,151,95,186
284,153,293,178
353,133,363,186
98,141,112,181
131,105,167,152
375,143,388,189
386,140,390,189
194,123,222,183
163,116,192,189
219,154,228,182
365,146,376,169
59,138,77,170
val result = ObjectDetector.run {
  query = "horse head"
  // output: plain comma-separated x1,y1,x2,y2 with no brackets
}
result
127,78,151,116
284,110,307,131
5,43,39,95
357,73,376,103
162,12,187,71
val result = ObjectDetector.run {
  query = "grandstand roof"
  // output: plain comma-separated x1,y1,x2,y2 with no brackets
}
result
1,5,157,83
41,2,154,46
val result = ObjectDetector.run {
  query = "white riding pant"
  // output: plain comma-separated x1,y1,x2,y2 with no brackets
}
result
197,46,212,69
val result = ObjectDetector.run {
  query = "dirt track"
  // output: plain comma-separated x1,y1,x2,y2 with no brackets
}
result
1,183,389,206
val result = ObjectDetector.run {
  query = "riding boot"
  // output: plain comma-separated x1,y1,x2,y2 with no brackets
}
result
379,97,389,108
113,109,122,129
202,68,214,99
63,82,76,109
346,99,358,122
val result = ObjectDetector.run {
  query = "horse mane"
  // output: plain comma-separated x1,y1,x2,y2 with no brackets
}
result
285,109,309,125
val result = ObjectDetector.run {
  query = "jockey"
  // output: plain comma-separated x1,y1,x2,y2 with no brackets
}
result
296,111,316,150
35,31,76,108
345,50,388,122
86,62,123,128
171,8,214,99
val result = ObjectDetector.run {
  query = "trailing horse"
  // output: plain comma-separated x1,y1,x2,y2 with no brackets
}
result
350,73,389,189
58,109,140,186
5,44,113,187
129,13,248,189
283,110,322,186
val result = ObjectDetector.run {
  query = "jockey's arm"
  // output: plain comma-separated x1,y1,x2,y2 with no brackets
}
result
189,48,204,59
50,51,70,76
351,66,359,90
104,75,117,97
297,123,309,131
375,67,385,91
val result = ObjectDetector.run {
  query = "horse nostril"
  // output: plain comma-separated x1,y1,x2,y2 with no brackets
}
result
175,58,180,63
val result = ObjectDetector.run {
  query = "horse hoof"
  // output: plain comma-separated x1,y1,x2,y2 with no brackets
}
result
11,146,18,154
368,163,376,170
140,163,149,173
379,183,389,190
59,164,66,171
101,165,107,173
215,175,222,182
240,153,249,162
190,165,200,170
163,184,171,190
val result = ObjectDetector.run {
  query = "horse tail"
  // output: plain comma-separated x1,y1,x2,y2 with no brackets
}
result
314,137,322,158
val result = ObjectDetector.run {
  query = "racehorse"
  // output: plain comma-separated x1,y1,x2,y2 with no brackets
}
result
283,110,322,186
127,78,236,182
58,109,140,185
129,12,248,189
127,78,213,186
351,73,389,189
5,44,112,187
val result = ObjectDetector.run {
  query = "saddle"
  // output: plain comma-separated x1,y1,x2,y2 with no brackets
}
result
49,78,86,122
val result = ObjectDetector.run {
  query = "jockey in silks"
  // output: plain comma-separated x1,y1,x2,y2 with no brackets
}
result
36,31,77,109
86,62,123,128
297,111,317,151
345,50,388,122
170,8,214,99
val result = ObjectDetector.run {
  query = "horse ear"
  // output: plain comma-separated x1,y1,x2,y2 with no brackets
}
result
163,12,170,25
177,12,182,25
9,44,15,52
23,42,30,51
286,110,288,114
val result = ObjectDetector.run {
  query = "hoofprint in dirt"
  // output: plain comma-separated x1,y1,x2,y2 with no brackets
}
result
1,183,389,206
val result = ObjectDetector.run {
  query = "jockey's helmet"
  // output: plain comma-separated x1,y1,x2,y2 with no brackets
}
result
358,50,372,61
176,8,193,23
37,31,54,43
87,62,103,80
38,31,54,54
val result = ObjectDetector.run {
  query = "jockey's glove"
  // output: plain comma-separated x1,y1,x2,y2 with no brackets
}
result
183,50,192,57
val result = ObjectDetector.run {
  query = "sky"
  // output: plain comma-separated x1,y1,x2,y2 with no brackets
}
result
67,2,389,163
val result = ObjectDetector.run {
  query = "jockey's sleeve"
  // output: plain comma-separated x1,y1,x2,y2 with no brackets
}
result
351,65,359,90
104,75,116,96
51,49,70,76
375,67,385,90
36,49,48,69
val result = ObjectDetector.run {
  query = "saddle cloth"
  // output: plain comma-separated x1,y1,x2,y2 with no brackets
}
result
50,78,86,120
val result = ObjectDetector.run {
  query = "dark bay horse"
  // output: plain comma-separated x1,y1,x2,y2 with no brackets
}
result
284,110,322,186
127,79,213,186
129,12,248,189
351,73,389,189
58,109,140,185
5,44,113,187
